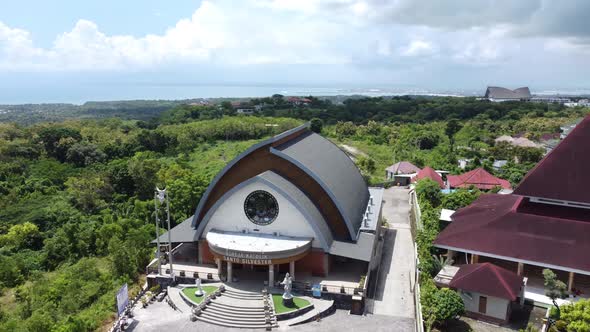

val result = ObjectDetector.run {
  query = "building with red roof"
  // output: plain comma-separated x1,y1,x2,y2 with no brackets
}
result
385,161,421,186
447,168,511,190
435,115,590,297
412,166,445,188
449,263,524,324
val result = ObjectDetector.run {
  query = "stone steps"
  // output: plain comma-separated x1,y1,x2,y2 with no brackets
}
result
192,286,277,329
201,309,274,322
196,315,278,329
223,289,263,301
208,302,266,314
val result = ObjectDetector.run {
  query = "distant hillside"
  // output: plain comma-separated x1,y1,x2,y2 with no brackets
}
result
0,100,195,125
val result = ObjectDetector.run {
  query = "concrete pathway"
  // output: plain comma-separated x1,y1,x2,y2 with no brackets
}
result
369,187,416,319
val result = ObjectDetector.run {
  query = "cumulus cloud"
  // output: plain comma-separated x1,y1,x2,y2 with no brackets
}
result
0,0,589,77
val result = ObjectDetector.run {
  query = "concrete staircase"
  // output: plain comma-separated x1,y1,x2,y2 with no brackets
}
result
195,287,278,329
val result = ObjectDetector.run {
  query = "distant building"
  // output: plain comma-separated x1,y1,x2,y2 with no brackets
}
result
531,96,572,104
287,97,312,107
484,86,532,102
494,135,540,149
564,99,590,107
448,168,511,190
385,161,421,186
412,166,445,188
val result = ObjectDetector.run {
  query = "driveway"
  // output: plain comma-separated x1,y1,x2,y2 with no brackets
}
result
368,187,416,320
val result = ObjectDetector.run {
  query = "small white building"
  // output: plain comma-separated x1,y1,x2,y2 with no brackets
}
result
445,263,525,325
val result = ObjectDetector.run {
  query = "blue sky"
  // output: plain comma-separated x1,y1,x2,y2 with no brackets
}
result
1,0,590,103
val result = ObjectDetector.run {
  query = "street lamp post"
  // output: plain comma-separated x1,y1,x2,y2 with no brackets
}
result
153,192,162,276
156,187,174,280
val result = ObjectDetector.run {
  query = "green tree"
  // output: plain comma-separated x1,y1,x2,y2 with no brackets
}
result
356,156,376,177
0,222,43,250
415,178,442,207
108,237,137,279
65,176,112,213
433,288,464,323
127,153,161,199
310,118,323,133
445,119,463,151
556,299,590,332
66,142,106,167
441,188,481,210
37,127,82,161
334,121,357,139
544,268,568,318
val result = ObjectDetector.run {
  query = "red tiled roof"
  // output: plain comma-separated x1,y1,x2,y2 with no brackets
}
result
412,166,444,188
448,168,511,190
434,194,590,273
385,161,421,175
514,115,590,204
450,263,523,301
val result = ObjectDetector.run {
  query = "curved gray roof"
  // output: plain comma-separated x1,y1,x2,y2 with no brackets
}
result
271,131,370,238
485,86,531,100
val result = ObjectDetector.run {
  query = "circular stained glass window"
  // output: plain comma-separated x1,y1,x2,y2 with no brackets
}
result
244,190,279,225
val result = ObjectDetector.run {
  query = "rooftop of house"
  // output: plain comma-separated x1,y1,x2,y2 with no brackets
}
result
434,194,590,273
448,168,511,190
449,263,524,301
385,161,421,175
514,115,590,205
412,166,445,188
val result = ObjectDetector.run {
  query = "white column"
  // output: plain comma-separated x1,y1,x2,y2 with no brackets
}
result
227,261,233,283
269,264,274,287
568,272,575,293
216,258,222,275
289,261,295,280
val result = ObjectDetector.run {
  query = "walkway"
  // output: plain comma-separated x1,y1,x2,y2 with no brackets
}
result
369,187,416,319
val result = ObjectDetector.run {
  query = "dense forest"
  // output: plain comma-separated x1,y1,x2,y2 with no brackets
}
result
0,95,587,332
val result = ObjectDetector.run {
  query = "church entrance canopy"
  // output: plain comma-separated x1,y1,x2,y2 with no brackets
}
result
206,229,312,265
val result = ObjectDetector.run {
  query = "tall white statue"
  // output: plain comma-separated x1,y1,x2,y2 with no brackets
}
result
194,277,204,297
280,273,293,305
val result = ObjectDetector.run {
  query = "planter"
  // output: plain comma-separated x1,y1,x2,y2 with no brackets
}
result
193,272,199,279
340,286,346,294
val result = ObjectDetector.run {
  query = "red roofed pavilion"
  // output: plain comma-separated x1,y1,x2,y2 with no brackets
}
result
412,166,444,188
448,168,511,190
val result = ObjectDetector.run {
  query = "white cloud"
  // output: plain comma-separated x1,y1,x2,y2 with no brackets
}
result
0,0,589,84
401,39,435,57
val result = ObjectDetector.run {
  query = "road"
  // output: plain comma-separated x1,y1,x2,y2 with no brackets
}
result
369,187,416,320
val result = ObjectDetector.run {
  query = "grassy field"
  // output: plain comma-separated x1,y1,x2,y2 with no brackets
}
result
181,286,219,304
271,294,311,314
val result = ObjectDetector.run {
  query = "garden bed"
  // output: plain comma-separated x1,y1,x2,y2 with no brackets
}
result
180,286,219,305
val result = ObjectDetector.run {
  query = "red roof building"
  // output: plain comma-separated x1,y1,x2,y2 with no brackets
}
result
448,168,511,190
435,115,590,294
449,263,524,324
514,116,590,206
412,166,444,188
450,263,524,301
385,161,421,175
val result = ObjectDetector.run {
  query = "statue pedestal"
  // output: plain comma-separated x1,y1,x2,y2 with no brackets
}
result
282,294,294,307
195,289,204,297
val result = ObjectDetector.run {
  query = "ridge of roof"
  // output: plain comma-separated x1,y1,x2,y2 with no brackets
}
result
513,115,590,203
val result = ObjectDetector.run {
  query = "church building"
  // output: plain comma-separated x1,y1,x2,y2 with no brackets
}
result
151,124,384,289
